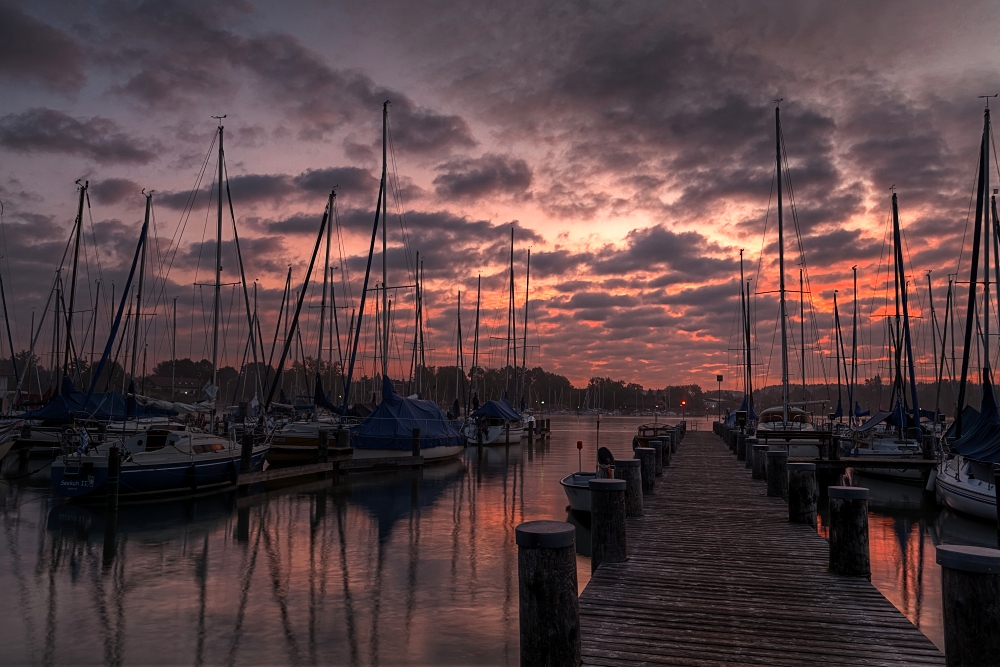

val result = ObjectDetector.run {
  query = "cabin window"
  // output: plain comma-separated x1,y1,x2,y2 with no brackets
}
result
145,430,169,452
193,442,225,454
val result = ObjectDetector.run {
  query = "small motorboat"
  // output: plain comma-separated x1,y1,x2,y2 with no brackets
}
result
560,472,597,512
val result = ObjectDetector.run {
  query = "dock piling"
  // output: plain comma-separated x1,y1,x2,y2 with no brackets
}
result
828,486,870,577
736,432,747,462
751,444,768,479
635,447,655,494
616,458,643,517
412,428,421,457
745,437,757,469
317,429,329,463
105,445,121,514
589,478,627,572
787,462,818,527
936,544,1000,667
516,521,581,667
650,439,664,476
766,449,788,499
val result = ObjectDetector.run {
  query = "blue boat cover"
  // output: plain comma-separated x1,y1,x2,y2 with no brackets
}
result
854,402,870,417
21,379,175,420
351,377,465,451
946,404,980,440
856,410,892,432
724,396,757,427
949,380,1000,462
470,399,521,421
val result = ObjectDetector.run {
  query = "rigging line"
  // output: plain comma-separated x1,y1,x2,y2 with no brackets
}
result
385,118,416,283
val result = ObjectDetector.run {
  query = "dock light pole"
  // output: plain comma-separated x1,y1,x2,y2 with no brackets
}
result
717,374,723,424
681,398,686,421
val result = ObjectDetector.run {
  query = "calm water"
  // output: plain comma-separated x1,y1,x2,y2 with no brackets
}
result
0,416,994,664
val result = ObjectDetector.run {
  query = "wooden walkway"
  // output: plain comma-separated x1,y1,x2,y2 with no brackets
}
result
579,430,944,666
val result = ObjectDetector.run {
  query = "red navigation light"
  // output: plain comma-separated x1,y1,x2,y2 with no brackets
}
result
577,440,583,450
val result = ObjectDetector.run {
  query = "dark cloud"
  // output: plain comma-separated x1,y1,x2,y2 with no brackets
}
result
0,6,85,92
90,178,141,205
433,153,532,200
0,108,160,164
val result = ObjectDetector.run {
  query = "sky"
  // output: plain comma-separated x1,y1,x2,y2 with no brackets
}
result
2,0,1000,393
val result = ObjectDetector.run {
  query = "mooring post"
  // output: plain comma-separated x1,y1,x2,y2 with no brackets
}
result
662,437,671,466
516,521,581,667
787,462,818,527
936,544,1000,666
616,458,643,517
412,427,421,457
589,478,627,572
317,429,329,463
828,486,870,577
751,444,768,480
238,432,253,493
650,439,664,476
105,445,121,514
745,437,757,469
669,429,678,454
635,447,655,494
527,420,534,442
766,449,788,499
736,432,747,462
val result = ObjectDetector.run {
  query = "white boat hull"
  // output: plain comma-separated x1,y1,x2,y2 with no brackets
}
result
561,472,596,513
464,423,524,445
936,458,997,521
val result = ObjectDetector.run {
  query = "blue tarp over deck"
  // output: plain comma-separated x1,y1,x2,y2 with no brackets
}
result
351,377,465,451
470,399,520,422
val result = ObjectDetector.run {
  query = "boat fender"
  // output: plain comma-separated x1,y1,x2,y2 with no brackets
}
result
925,468,937,492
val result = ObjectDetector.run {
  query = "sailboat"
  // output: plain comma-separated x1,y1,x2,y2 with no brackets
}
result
937,103,1000,520
754,103,820,455
51,122,268,498
345,102,464,461
850,191,925,482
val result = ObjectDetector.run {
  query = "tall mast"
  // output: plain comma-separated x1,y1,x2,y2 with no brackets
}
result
61,180,88,383
522,248,530,407
381,101,389,381
172,296,177,401
892,192,921,437
927,272,938,427
851,266,858,424
456,290,462,405
130,192,151,386
833,291,842,420
468,274,481,415
775,103,789,424
211,118,225,426
745,278,753,417
740,250,747,400
318,190,334,380
799,267,806,401
508,228,515,400
956,106,990,437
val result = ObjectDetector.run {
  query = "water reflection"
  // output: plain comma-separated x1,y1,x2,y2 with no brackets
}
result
3,416,987,664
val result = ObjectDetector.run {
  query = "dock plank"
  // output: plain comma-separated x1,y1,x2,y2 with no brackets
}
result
578,431,943,666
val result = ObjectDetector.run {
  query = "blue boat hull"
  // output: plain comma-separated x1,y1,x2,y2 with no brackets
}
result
51,449,268,499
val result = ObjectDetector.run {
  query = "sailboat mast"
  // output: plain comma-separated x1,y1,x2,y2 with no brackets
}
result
61,180,88,382
892,192,921,436
172,296,177,401
834,292,842,421
468,274,481,414
381,101,389,381
851,266,858,424
775,104,789,424
505,228,513,397
740,250,747,400
799,267,805,401
130,193,151,385
927,272,938,426
318,190,333,381
522,248,530,406
456,290,462,405
956,107,990,437
212,120,225,426
745,278,753,416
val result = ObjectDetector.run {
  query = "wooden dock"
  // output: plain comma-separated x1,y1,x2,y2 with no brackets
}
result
789,456,938,471
578,430,943,666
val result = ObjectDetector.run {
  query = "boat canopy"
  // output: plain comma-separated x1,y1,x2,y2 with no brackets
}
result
949,381,1000,462
21,379,175,421
724,396,757,427
470,399,521,421
351,377,464,451
945,405,980,440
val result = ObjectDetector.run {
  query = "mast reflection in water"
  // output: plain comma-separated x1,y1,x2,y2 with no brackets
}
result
2,417,993,663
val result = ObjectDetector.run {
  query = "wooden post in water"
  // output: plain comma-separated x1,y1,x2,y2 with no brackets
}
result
635,447,655,494
736,432,747,462
787,462,818,527
650,439,664,476
828,486,870,577
766,450,788,499
317,429,329,463
589,478,627,571
527,420,534,442
516,521,581,667
669,430,677,454
936,544,1000,666
105,445,121,513
238,432,253,493
412,427,421,457
616,459,643,518
745,437,757,469
662,438,671,467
